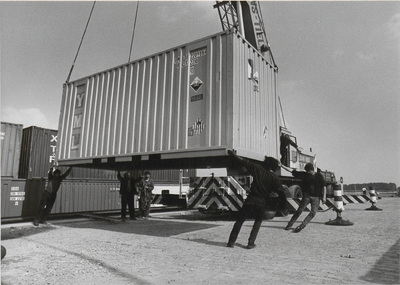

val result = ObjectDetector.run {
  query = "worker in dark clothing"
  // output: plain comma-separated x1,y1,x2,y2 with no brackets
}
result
227,151,286,249
117,171,138,221
284,163,326,232
137,171,154,219
280,133,300,166
33,166,72,226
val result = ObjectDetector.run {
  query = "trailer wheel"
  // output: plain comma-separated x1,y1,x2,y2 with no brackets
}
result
288,185,302,198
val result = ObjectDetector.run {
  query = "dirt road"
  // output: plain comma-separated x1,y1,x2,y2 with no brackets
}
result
1,198,399,284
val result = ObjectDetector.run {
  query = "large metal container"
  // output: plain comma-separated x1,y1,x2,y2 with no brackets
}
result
57,30,279,170
1,178,121,219
18,125,192,179
18,126,117,179
1,122,23,178
51,180,121,214
128,168,195,182
1,178,26,218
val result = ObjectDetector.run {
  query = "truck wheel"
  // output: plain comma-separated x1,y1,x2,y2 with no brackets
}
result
1,245,6,260
278,185,290,216
282,185,290,197
288,185,302,198
326,185,333,198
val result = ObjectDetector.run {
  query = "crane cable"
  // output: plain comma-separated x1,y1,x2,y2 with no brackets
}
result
66,1,96,83
128,1,140,63
278,96,287,129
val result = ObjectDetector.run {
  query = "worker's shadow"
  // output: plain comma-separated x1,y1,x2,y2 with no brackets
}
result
182,238,247,249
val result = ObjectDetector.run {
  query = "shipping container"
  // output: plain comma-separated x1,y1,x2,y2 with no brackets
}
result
1,177,191,220
1,122,23,178
1,178,27,218
57,30,279,170
1,178,121,219
18,126,192,180
127,168,195,182
50,180,121,214
18,126,117,179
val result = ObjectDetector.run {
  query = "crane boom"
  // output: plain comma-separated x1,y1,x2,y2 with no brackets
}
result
214,1,277,69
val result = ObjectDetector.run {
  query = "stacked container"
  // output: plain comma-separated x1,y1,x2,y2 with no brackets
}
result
18,126,117,179
1,122,23,178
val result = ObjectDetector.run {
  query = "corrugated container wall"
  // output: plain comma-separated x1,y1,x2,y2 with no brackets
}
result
57,30,279,168
1,122,23,178
126,168,195,182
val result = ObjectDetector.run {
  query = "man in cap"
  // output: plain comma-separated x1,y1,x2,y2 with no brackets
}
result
117,171,138,221
137,171,154,219
284,163,326,232
227,150,286,249
33,166,72,226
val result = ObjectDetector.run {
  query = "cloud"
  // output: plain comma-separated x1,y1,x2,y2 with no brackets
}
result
155,5,180,23
155,2,215,23
1,106,53,129
279,80,305,95
386,13,400,39
356,51,378,62
332,49,345,59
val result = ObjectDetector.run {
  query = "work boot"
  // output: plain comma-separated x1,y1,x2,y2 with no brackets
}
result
293,223,306,233
284,223,293,230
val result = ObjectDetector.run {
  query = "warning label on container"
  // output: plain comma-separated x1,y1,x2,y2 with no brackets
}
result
190,77,203,92
191,94,203,102
10,197,25,201
10,192,25,196
174,49,206,69
188,119,206,136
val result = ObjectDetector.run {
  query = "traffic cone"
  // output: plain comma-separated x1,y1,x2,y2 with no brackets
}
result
326,183,353,226
365,186,382,211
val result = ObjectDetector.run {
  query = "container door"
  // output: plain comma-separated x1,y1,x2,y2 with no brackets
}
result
186,42,210,149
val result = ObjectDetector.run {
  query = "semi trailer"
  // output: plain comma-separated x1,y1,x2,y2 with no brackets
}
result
56,1,339,216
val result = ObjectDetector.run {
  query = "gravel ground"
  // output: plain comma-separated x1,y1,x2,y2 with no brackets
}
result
1,198,399,285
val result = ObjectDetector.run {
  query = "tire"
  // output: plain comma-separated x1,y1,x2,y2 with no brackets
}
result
288,185,302,198
264,210,276,219
277,185,290,217
1,245,6,260
326,185,334,198
282,185,290,197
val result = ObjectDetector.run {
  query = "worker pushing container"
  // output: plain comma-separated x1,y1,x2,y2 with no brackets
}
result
57,30,279,170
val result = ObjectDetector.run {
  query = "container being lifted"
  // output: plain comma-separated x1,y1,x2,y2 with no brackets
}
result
57,29,280,171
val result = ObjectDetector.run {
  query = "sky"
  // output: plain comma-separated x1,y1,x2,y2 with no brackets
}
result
1,1,399,186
